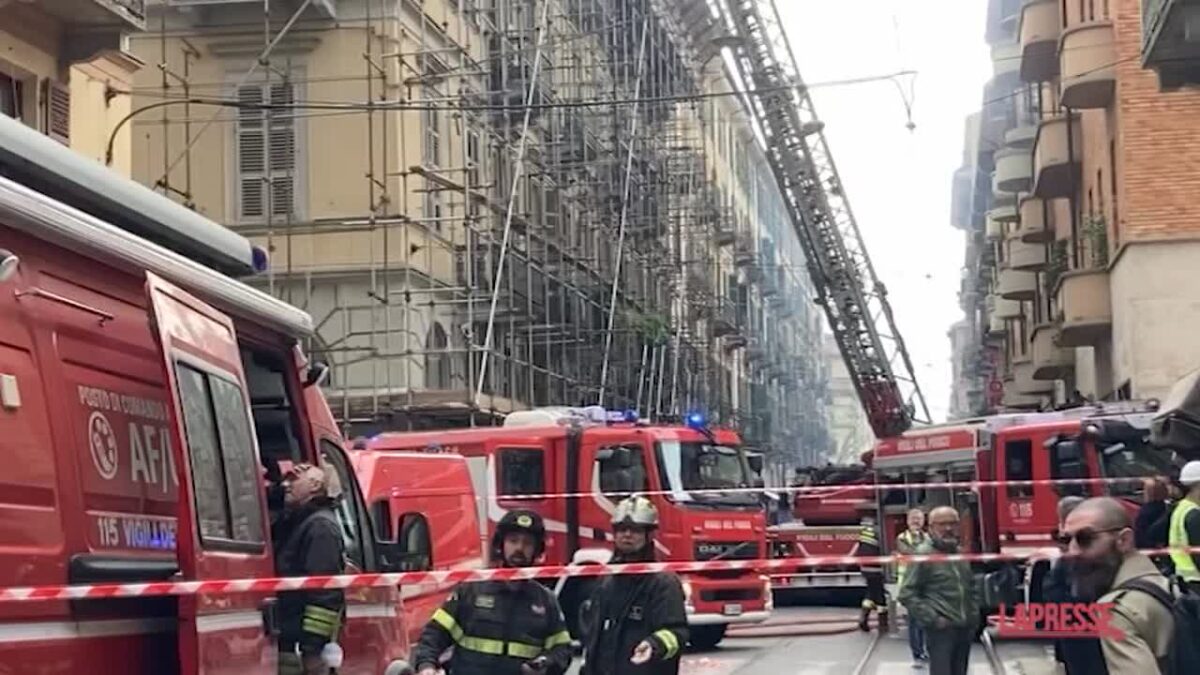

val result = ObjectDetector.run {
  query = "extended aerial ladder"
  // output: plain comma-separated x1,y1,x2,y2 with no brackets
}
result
714,0,931,438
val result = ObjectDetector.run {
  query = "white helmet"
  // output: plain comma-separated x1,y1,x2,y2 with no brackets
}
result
1180,461,1200,486
612,496,658,528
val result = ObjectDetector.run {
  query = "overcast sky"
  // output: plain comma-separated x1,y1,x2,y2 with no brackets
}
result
776,0,992,423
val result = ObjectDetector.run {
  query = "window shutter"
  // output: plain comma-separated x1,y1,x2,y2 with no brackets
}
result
42,79,70,146
236,82,297,220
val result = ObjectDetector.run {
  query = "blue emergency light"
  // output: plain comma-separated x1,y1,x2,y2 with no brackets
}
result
685,412,707,429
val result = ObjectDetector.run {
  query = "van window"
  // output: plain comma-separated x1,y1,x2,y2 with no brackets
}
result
321,441,365,570
500,448,545,497
370,500,394,541
398,513,433,571
598,445,649,498
1005,439,1034,499
175,362,265,547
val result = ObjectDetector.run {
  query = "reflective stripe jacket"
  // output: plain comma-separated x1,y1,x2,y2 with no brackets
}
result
857,525,883,574
581,571,689,675
413,579,573,675
273,505,346,654
894,530,928,587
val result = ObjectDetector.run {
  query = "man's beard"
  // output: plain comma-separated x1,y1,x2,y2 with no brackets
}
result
1067,544,1123,600
505,551,530,567
931,535,959,552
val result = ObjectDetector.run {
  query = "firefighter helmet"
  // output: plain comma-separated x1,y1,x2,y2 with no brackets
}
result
491,509,547,562
612,496,658,529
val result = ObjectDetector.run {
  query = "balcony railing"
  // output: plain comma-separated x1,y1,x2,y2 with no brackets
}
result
1143,0,1200,88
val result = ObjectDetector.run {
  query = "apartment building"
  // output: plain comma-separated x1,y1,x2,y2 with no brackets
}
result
824,333,871,464
953,0,1200,414
124,0,832,463
0,0,146,174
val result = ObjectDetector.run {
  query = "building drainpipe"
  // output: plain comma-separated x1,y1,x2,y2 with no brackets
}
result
1066,107,1080,270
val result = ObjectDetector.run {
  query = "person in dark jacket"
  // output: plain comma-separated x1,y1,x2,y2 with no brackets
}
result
1044,495,1106,675
413,509,573,675
273,463,346,675
897,507,979,675
1134,478,1172,574
857,514,888,633
582,496,688,675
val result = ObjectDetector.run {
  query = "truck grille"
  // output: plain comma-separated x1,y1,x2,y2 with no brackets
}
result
694,541,758,561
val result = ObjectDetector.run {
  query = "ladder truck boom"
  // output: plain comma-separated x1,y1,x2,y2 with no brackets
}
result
717,0,931,438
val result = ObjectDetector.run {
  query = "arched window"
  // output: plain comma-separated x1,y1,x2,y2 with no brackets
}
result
425,322,450,389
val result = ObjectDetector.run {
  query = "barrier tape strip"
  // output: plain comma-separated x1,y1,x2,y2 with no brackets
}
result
3,545,1198,603
487,475,1158,502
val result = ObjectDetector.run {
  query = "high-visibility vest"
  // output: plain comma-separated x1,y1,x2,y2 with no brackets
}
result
895,530,925,588
1170,498,1200,582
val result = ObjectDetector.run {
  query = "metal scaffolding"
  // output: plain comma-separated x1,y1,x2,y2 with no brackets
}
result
131,0,835,465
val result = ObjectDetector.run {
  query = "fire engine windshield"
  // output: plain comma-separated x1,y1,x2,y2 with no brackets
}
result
657,441,757,507
1098,436,1181,498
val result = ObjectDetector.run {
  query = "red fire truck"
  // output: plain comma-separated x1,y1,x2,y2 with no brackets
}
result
0,114,412,674
778,402,1178,600
364,406,773,648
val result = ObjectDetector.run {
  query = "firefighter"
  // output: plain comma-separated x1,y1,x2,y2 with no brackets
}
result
857,513,889,633
581,496,689,675
413,509,573,675
273,463,346,675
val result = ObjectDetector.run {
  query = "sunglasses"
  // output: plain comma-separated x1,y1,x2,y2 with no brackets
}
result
1057,526,1124,548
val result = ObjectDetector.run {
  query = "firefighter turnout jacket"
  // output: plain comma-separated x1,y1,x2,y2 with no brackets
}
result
413,579,574,675
273,505,346,654
582,572,689,675
857,524,883,574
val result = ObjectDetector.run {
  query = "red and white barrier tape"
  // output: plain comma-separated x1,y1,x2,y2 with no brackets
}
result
488,475,1157,502
4,546,1197,603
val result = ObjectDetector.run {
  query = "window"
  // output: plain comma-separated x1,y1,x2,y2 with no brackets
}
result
499,448,545,497
1050,439,1087,497
1,72,22,120
597,445,649,498
1004,439,1034,499
175,362,265,547
236,80,297,221
398,513,433,571
321,441,366,570
370,500,393,541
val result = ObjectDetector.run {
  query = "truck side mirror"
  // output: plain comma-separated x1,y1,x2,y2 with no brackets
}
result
304,361,330,388
747,455,764,475
615,447,634,469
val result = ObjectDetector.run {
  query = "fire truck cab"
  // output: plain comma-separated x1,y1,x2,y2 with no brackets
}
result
0,115,411,674
870,403,1177,601
366,406,772,649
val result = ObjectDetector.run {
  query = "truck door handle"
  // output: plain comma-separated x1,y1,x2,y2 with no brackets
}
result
260,597,279,637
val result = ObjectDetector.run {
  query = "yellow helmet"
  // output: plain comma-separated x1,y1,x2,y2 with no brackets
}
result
612,495,658,528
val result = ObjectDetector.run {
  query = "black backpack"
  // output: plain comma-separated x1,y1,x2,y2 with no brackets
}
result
1118,576,1200,675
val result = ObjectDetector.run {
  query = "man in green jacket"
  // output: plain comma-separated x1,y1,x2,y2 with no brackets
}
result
898,506,979,675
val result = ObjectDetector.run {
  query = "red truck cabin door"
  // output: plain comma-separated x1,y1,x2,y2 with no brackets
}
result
995,428,1059,538
145,272,277,675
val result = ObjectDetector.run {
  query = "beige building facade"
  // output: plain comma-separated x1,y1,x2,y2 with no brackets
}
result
124,0,832,463
1,0,146,175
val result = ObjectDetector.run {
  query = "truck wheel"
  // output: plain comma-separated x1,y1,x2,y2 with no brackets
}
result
688,624,727,650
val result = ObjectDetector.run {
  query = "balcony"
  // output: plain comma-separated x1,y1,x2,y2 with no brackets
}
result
1142,0,1200,88
715,222,736,247
1014,360,1054,395
1060,21,1117,108
951,166,976,230
993,294,1022,319
1016,195,1052,243
1031,323,1074,380
711,303,740,338
1006,121,1039,149
994,148,1034,193
1033,115,1081,199
1020,0,1062,82
1008,237,1047,271
992,43,1023,76
36,0,146,30
1055,268,1112,347
992,182,1018,208
1003,388,1044,409
998,266,1037,300
988,203,1019,225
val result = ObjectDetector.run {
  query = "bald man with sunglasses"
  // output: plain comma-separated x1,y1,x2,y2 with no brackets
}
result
1061,497,1174,675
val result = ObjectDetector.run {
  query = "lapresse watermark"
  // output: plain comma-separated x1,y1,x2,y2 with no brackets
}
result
995,602,1124,639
